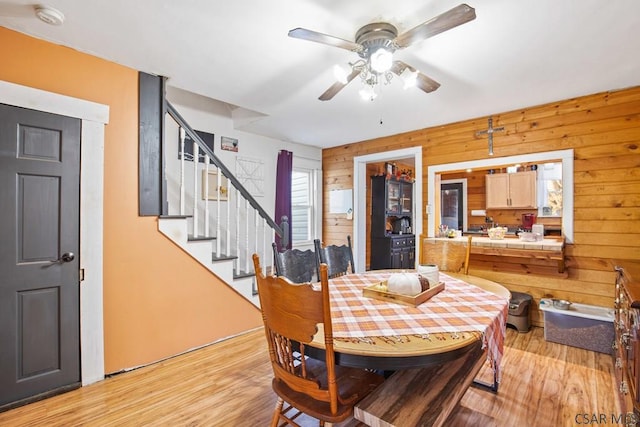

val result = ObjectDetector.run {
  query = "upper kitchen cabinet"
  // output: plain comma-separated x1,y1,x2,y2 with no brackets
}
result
485,170,537,209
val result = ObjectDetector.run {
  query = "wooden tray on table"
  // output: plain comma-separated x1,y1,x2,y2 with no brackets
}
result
363,282,445,307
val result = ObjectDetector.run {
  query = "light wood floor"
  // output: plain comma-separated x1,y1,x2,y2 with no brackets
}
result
0,326,619,427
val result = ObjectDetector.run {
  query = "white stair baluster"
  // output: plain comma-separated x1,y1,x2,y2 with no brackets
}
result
262,218,267,276
216,167,221,256
254,209,259,274
235,186,240,276
192,142,199,238
245,198,249,274
226,180,231,258
204,155,210,238
179,128,185,216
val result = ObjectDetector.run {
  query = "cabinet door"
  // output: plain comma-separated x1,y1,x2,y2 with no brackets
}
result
390,250,402,269
387,181,401,214
509,171,537,208
485,174,510,208
486,172,537,208
400,182,412,214
400,247,415,269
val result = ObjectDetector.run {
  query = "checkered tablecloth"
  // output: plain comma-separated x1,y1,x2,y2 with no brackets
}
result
328,271,509,378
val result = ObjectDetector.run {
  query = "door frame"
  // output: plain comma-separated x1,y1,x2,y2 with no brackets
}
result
353,147,423,273
1,80,108,386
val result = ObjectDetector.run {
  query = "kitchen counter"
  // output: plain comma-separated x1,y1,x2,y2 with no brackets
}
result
434,236,563,250
426,236,566,273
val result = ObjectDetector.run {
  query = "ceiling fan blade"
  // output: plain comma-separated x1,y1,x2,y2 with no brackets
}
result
319,68,360,101
394,3,476,48
414,72,441,94
288,28,361,52
391,61,441,93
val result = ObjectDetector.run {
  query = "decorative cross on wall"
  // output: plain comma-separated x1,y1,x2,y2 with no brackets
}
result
476,117,505,156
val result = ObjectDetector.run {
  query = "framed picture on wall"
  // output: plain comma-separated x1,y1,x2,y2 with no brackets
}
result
179,130,214,164
221,136,238,152
202,169,229,201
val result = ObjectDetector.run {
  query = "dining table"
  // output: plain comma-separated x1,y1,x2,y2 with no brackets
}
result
301,269,510,426
306,270,510,379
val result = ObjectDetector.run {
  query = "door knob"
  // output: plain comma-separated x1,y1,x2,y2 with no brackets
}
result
60,252,75,263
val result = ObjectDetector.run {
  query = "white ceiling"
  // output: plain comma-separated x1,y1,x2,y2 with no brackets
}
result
1,0,639,149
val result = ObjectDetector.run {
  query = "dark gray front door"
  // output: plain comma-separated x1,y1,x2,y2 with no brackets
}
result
0,103,81,409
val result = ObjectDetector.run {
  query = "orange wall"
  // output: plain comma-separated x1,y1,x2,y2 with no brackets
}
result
0,27,262,373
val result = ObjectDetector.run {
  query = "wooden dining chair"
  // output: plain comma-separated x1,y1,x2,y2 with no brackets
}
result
314,236,355,279
420,235,472,274
272,243,318,283
252,254,384,426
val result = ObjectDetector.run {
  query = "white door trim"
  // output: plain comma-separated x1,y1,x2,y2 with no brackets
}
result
353,147,423,272
1,80,109,385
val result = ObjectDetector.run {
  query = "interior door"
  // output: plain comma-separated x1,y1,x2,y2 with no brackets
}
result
0,103,81,409
441,183,463,230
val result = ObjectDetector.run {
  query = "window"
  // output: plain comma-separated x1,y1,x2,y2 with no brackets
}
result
537,162,563,217
291,168,315,243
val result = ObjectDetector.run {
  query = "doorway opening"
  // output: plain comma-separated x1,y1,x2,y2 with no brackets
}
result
440,179,467,232
353,147,422,273
441,183,462,230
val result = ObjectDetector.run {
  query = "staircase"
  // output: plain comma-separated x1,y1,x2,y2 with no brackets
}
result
157,102,286,307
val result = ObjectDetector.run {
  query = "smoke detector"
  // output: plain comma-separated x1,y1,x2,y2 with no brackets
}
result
34,5,65,26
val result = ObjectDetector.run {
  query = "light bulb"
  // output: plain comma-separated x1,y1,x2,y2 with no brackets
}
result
369,48,393,73
402,69,418,89
359,86,377,101
333,64,350,84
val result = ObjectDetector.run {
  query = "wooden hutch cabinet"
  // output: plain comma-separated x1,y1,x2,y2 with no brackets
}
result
614,263,640,424
370,176,415,270
485,170,537,209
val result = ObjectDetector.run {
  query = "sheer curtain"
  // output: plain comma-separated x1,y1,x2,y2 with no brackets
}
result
275,150,293,251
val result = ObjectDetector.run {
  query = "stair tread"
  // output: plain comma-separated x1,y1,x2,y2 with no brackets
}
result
159,214,192,219
233,270,255,280
212,254,238,262
188,235,216,241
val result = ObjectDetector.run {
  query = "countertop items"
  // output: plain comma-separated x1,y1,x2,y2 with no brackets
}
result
430,236,563,250
424,236,566,273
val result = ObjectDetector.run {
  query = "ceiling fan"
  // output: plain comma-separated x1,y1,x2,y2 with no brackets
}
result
288,3,476,101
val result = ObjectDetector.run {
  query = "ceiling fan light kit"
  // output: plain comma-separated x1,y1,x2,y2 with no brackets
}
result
288,3,476,101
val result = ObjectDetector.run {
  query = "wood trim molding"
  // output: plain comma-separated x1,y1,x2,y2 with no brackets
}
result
0,79,108,386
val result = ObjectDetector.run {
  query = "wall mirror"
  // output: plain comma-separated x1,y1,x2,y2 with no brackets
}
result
427,149,574,242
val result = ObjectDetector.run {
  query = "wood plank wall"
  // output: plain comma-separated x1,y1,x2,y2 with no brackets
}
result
322,86,640,326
